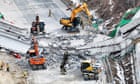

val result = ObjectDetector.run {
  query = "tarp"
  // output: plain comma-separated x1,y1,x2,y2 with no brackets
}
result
109,7,140,38
0,13,4,19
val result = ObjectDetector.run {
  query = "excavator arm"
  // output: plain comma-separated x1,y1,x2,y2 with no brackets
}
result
31,36,39,56
70,2,91,22
28,36,46,70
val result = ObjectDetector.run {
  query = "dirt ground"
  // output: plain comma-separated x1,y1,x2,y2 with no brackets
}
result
0,50,27,84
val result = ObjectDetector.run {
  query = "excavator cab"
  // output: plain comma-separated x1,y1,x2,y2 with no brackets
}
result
29,55,46,70
81,60,99,80
61,17,81,33
28,50,36,57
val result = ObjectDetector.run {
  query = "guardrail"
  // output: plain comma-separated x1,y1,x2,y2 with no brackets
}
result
0,20,29,38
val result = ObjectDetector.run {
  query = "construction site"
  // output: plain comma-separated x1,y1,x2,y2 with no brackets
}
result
0,0,140,84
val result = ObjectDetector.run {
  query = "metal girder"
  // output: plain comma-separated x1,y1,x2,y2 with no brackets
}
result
119,18,140,37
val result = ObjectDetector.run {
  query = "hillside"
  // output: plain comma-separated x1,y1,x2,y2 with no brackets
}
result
88,0,140,29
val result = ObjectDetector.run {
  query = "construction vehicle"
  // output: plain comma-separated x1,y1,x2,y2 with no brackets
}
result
9,51,21,59
31,15,45,35
80,60,101,80
27,36,46,70
60,2,93,33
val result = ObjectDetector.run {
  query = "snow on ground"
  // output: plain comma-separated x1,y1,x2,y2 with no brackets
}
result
0,0,109,84
76,34,110,49
135,43,140,83
70,39,85,47
0,0,67,53
70,0,81,7
45,17,61,33
133,9,140,84
0,36,30,53
132,10,140,20
30,65,105,84
0,0,29,28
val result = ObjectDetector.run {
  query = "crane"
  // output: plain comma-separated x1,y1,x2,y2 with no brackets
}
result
60,2,93,33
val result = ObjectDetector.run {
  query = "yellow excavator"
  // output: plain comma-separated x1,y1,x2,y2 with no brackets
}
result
60,2,93,33
81,60,101,80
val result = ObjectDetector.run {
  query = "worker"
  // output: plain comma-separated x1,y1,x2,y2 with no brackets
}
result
35,15,40,33
0,61,4,70
6,63,9,72
35,15,40,24
60,51,70,74
48,9,52,17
